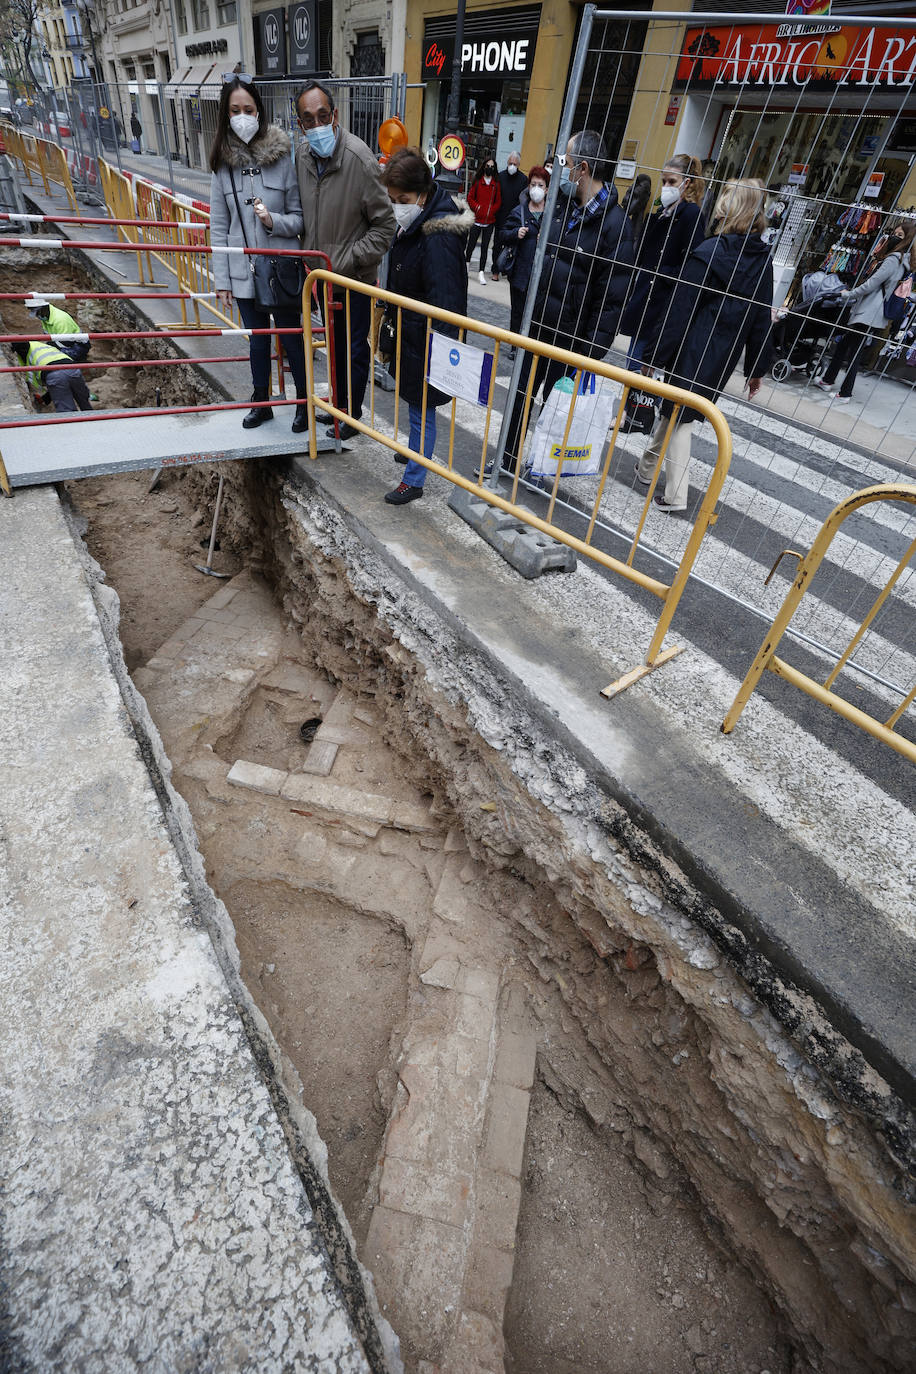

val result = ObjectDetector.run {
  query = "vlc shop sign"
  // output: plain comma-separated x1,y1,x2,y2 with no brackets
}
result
675,22,916,90
422,29,538,81
258,7,287,75
289,0,317,74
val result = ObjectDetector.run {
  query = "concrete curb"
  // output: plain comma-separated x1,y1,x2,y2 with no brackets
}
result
0,476,399,1372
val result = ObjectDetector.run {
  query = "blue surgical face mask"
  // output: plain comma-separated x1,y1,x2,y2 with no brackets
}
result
306,122,337,158
558,163,577,197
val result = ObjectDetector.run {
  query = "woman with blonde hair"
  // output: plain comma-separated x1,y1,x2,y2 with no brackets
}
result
635,177,773,512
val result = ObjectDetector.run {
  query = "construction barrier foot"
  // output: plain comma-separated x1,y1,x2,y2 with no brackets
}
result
600,645,684,699
447,485,577,580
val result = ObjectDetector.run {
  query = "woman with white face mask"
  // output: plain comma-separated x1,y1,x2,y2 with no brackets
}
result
379,147,474,506
619,152,705,422
496,166,551,349
209,75,308,432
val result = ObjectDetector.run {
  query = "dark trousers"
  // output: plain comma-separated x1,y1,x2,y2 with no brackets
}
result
323,287,371,420
502,348,567,472
236,297,307,396
509,283,527,337
822,325,870,398
466,223,495,273
45,368,91,411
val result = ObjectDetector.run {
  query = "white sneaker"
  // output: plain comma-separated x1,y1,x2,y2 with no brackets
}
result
831,392,851,405
478,271,487,285
814,377,833,392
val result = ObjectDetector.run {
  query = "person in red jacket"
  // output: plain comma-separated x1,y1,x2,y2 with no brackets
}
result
465,157,501,284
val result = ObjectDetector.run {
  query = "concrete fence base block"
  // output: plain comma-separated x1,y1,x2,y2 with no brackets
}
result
447,486,577,580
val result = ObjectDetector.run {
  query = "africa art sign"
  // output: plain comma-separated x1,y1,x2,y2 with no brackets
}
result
674,22,916,91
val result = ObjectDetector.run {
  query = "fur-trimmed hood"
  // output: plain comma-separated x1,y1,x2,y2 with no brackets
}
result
221,123,290,169
422,194,475,237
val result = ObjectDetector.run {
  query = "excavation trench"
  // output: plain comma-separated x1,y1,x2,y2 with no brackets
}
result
13,252,914,1373
59,449,914,1374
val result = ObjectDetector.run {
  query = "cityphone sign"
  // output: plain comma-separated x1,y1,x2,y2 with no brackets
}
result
421,29,538,82
674,22,916,90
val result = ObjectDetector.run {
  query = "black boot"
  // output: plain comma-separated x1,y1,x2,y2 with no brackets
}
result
291,388,309,434
242,388,272,429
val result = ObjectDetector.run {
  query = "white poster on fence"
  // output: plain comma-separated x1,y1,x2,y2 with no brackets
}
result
427,332,494,406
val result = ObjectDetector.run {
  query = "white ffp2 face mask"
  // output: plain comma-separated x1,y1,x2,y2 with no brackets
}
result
529,184,545,204
659,184,681,209
230,113,259,144
393,201,423,231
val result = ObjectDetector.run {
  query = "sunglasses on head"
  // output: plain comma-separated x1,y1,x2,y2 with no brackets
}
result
223,71,254,84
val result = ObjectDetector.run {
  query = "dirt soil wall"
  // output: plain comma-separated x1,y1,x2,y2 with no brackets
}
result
175,455,916,1374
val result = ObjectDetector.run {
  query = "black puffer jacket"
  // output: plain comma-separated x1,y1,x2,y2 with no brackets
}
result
642,232,774,422
532,186,634,358
498,200,545,294
386,183,474,408
620,199,703,342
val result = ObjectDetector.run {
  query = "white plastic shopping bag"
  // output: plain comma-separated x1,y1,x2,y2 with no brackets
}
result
527,373,617,478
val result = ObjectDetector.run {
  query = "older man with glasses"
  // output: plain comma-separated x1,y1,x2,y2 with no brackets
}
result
295,80,396,440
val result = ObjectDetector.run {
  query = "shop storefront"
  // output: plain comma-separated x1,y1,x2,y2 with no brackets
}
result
418,5,542,173
667,16,916,297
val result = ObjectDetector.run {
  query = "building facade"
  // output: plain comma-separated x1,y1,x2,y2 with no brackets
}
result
619,5,916,299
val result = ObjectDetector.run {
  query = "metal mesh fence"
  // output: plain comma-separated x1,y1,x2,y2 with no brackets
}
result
499,7,916,707
19,74,405,206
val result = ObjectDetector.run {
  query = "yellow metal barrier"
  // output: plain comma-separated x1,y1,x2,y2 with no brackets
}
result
722,485,916,763
35,139,77,213
1,125,76,209
2,125,48,193
303,269,734,693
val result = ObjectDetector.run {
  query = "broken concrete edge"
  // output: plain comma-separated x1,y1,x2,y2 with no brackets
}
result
56,493,403,1374
276,469,916,1189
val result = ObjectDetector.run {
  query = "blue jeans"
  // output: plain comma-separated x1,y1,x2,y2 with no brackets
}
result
236,297,306,394
404,403,436,488
626,337,645,373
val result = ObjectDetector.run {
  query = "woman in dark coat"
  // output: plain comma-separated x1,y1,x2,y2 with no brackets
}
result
636,178,773,513
497,164,550,347
620,172,652,251
381,147,474,505
621,153,705,377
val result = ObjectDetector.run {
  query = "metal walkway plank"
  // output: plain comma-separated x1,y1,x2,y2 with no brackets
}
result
0,409,340,487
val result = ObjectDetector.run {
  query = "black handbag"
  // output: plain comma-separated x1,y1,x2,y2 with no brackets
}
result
377,309,397,359
229,168,305,310
620,385,658,435
494,241,517,275
494,203,531,276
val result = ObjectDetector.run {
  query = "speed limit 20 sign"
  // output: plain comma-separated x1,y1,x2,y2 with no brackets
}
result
438,134,466,171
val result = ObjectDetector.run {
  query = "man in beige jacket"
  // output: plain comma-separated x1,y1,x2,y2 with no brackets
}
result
296,80,396,438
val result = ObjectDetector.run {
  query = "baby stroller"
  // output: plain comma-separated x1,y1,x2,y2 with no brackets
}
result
770,272,847,383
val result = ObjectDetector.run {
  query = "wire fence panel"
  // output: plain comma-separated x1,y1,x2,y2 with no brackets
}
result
9,75,403,209
506,7,916,708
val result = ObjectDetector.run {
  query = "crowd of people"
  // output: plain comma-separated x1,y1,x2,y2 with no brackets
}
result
17,72,915,516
